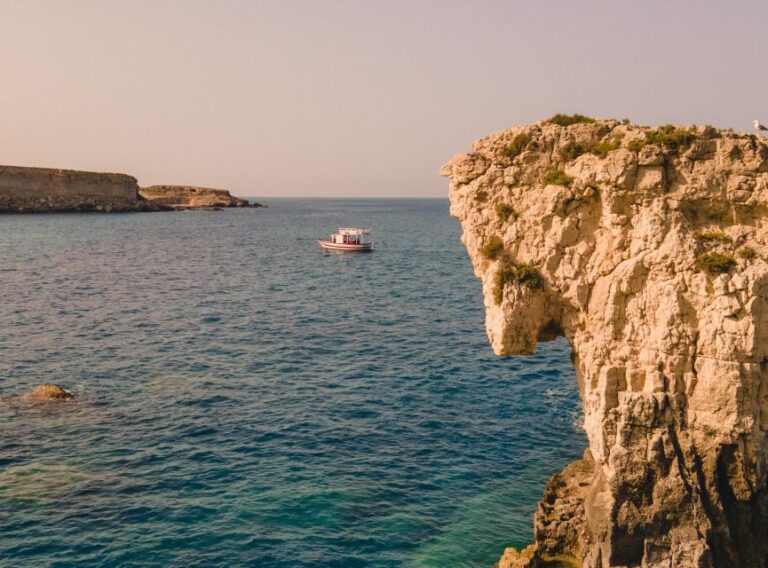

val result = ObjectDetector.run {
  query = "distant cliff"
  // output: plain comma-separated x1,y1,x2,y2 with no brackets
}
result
0,165,263,213
0,165,149,212
442,116,768,567
139,185,263,209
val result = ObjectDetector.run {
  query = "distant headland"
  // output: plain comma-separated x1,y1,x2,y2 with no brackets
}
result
0,164,264,213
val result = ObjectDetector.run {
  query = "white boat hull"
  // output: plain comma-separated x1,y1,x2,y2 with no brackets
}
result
317,239,373,252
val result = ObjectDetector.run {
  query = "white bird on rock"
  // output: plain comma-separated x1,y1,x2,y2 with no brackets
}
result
755,120,768,135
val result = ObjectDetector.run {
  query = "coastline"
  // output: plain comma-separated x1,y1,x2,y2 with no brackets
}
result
0,164,263,213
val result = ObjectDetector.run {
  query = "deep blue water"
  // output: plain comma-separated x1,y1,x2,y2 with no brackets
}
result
0,199,585,567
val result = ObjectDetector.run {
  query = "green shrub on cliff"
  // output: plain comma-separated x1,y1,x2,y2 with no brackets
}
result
500,133,531,160
697,230,731,245
495,202,519,222
542,169,573,187
739,247,758,260
589,140,621,157
558,142,586,162
697,252,736,274
493,260,543,304
627,139,646,152
548,114,595,126
559,139,620,162
645,125,696,151
480,235,505,260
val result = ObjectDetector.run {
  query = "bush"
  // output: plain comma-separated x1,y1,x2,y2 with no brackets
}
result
697,230,731,244
548,114,596,126
627,139,646,152
559,142,587,162
493,261,543,304
475,190,488,203
516,264,543,289
739,247,757,260
590,140,621,157
645,125,696,151
697,252,736,274
730,146,744,160
495,202,519,222
500,133,531,160
493,263,517,304
480,235,504,260
559,139,621,162
542,169,573,187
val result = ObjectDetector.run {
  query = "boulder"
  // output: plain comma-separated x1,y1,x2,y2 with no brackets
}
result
28,384,73,401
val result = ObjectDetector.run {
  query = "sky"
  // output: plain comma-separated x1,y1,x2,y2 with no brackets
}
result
0,0,766,197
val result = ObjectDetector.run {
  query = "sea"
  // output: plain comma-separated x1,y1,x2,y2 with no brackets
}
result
0,199,585,568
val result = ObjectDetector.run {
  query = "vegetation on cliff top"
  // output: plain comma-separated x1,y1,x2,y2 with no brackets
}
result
548,113,596,126
500,133,532,160
628,124,697,153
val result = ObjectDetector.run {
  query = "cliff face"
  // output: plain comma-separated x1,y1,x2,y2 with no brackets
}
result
139,185,261,209
0,165,148,212
442,118,768,567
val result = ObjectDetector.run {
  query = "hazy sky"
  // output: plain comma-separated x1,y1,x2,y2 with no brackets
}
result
1,1,766,197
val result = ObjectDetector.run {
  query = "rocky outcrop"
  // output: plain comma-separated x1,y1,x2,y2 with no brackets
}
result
0,165,265,213
443,117,768,567
0,165,150,212
28,384,73,401
139,185,263,209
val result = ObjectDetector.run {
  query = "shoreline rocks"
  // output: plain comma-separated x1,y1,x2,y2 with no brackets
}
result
138,185,264,209
444,117,768,567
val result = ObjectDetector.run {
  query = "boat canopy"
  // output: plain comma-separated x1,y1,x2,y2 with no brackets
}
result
337,227,370,236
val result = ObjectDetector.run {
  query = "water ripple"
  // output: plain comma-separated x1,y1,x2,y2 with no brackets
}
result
0,200,585,567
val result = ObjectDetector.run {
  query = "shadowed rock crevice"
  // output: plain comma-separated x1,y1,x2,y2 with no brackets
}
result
444,118,768,567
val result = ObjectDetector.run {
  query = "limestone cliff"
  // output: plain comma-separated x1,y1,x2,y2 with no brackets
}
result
139,185,263,209
0,165,149,212
442,117,768,567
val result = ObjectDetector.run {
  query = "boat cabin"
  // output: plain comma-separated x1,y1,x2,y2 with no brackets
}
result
331,227,371,245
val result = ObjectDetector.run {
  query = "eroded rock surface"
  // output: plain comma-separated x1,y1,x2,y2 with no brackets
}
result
443,118,768,567
0,165,149,212
139,185,263,209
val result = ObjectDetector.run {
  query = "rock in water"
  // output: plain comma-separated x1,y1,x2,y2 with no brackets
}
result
28,384,73,401
443,117,768,567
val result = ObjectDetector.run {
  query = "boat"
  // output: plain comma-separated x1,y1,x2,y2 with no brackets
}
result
317,227,373,252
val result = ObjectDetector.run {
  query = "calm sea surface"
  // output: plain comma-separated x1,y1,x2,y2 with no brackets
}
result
0,199,585,567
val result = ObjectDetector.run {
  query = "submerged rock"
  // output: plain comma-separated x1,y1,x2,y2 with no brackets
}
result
444,117,768,567
0,464,87,500
28,384,74,401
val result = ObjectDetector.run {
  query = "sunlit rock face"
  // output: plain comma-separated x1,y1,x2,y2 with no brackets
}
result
28,384,74,401
443,118,768,567
139,185,262,208
0,165,145,212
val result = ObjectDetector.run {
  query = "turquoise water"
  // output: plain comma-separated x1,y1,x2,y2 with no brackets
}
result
0,199,585,567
